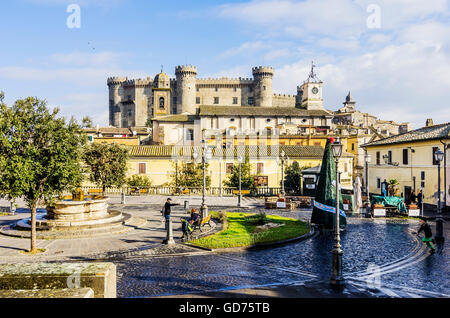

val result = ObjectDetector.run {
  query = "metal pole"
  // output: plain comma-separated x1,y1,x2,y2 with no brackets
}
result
331,159,344,286
238,161,242,207
365,159,370,216
436,161,444,243
281,159,284,195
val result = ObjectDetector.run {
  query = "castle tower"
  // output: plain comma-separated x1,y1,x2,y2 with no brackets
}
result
252,66,274,107
107,77,127,127
175,65,197,114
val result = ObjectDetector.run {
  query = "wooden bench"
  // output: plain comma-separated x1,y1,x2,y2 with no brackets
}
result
88,188,103,195
233,190,251,195
192,215,212,232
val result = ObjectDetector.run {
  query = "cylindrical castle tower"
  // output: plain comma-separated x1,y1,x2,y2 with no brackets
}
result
107,77,127,127
252,66,274,107
175,65,197,114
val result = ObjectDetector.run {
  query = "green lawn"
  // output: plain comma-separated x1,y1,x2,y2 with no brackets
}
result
188,212,310,249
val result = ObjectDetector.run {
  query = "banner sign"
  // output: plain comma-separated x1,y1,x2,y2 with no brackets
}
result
314,200,347,218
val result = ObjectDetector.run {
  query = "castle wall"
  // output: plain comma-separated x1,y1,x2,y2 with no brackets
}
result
272,94,296,108
195,78,255,107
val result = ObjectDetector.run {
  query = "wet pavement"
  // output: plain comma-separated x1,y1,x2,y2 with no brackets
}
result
116,211,449,298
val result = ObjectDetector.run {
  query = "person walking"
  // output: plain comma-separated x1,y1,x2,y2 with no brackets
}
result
416,218,435,254
163,198,179,230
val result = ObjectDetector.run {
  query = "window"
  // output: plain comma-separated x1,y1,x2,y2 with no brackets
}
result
226,163,234,174
344,163,348,173
233,97,238,104
376,151,381,165
351,143,355,151
257,163,264,174
421,171,425,180
403,149,409,165
249,87,253,92
234,87,237,92
138,163,146,175
186,129,194,141
215,87,218,92
196,97,201,104
266,118,271,123
263,86,266,91
214,97,219,104
159,97,165,109
196,87,199,92
388,151,392,164
173,97,177,104
248,97,254,105
377,177,381,189
432,147,440,165
230,118,235,122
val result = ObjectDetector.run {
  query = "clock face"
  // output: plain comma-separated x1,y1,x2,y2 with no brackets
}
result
312,87,319,94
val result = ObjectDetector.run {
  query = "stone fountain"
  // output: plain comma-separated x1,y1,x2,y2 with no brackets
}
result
1,190,145,239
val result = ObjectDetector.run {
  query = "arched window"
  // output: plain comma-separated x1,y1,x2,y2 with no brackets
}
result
159,97,165,109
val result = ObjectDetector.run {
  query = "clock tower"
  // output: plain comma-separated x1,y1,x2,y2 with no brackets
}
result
297,61,324,110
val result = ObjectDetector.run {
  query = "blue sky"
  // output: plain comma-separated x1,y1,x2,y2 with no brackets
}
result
1,0,449,128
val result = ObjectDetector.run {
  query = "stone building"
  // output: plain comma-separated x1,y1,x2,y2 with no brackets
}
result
108,65,334,145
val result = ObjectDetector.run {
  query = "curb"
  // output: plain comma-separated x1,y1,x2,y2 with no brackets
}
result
184,225,316,253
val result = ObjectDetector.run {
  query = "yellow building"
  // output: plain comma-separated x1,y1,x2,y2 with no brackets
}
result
363,122,450,210
125,145,355,191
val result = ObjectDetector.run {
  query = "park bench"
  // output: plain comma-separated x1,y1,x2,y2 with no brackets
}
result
88,188,103,195
181,189,190,195
233,190,251,195
192,215,212,232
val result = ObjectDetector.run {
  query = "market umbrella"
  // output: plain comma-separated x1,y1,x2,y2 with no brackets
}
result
353,176,363,213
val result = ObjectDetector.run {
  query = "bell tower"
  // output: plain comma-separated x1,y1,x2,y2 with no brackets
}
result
297,61,324,110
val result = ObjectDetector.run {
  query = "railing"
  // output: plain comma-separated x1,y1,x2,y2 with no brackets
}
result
79,186,286,197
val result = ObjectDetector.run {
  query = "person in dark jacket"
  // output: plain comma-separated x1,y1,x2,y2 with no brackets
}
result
163,198,179,230
416,218,435,253
417,190,423,212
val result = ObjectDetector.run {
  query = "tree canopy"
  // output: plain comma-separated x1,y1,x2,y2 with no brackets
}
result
83,142,129,191
173,161,211,188
0,96,86,252
223,156,256,189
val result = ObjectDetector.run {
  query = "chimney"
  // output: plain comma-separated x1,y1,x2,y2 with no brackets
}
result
426,118,434,127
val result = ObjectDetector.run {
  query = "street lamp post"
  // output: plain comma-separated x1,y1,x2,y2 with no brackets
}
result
435,149,444,243
238,156,243,207
331,139,345,286
365,152,372,216
197,140,212,219
280,150,286,196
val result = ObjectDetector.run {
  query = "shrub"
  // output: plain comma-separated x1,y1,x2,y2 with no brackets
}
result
126,174,153,187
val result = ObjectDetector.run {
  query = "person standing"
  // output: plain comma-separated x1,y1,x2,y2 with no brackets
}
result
417,190,424,214
163,198,179,230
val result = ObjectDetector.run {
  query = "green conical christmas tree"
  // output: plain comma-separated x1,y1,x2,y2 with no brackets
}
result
310,138,347,229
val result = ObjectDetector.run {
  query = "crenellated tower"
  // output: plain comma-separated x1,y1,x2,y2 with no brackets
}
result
107,77,127,126
175,65,197,114
252,66,274,107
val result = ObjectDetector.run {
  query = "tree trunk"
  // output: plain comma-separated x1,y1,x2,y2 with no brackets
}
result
30,202,37,253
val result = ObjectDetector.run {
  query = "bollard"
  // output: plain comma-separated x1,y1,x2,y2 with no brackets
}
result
10,202,15,216
121,191,126,205
163,218,175,245
184,200,189,213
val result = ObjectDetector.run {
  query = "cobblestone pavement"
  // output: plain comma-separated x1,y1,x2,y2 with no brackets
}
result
114,211,449,298
0,196,448,298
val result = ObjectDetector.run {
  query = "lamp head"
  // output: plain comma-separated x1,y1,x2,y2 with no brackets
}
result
331,139,343,159
435,149,444,163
